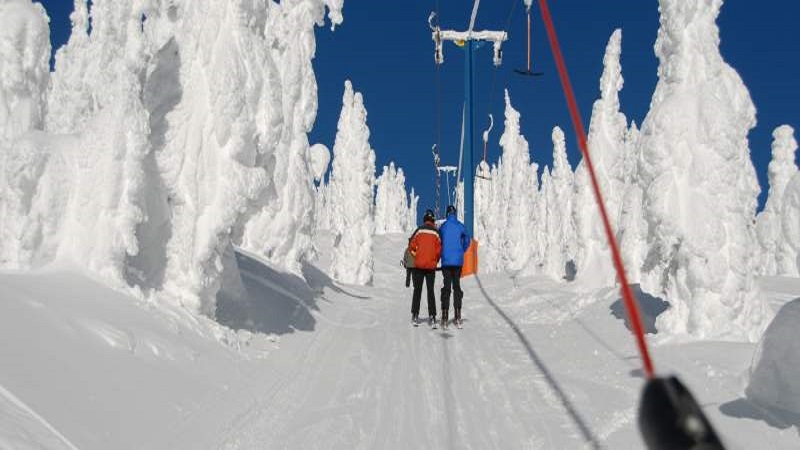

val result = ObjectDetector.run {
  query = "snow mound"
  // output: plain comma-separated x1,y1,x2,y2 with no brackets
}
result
746,299,800,416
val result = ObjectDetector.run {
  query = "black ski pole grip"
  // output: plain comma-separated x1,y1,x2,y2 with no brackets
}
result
638,376,726,450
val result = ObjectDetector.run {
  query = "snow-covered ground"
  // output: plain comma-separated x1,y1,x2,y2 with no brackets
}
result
2,233,799,449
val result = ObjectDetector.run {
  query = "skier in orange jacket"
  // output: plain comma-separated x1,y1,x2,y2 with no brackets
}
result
408,209,442,327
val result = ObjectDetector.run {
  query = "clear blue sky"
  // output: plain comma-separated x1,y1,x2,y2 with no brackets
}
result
39,1,798,217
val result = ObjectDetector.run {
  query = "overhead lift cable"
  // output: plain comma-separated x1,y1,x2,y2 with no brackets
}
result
533,1,726,448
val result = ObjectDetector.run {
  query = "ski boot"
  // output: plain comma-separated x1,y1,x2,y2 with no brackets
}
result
412,315,419,327
441,310,449,330
455,308,462,329
430,316,438,329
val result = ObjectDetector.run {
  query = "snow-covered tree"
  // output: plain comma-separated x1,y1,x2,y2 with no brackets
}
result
407,187,419,233
542,127,575,280
0,0,346,317
636,0,768,341
314,180,331,232
375,162,413,234
310,143,332,184
756,125,798,276
618,122,645,283
239,1,344,275
781,172,800,276
328,80,375,285
572,29,629,288
0,0,49,143
474,160,502,272
496,91,538,272
473,91,540,274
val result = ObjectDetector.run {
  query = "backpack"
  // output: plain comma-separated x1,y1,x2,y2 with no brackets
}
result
402,246,415,269
402,236,416,269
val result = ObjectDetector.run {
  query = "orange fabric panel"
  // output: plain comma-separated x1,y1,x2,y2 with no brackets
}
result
461,239,478,278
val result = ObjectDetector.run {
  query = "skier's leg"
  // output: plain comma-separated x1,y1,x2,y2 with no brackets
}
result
411,269,423,319
424,270,436,320
453,266,463,325
440,268,452,316
441,267,455,327
453,266,464,310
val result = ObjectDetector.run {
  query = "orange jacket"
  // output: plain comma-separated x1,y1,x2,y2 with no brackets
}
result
409,222,441,270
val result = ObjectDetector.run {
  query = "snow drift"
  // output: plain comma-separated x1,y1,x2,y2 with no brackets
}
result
746,298,800,416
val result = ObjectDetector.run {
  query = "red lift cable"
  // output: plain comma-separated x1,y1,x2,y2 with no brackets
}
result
535,0,655,379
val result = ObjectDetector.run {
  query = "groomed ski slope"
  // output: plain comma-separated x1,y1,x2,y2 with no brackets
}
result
1,234,799,449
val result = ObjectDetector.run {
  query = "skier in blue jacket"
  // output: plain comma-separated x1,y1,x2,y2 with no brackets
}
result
438,205,471,329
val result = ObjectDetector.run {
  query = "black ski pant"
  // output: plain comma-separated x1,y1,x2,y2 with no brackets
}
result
440,266,463,313
411,269,437,318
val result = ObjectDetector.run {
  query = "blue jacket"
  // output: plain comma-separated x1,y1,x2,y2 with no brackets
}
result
438,213,471,267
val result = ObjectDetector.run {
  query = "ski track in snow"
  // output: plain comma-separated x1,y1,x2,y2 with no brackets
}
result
0,383,80,450
212,236,607,449
3,235,799,449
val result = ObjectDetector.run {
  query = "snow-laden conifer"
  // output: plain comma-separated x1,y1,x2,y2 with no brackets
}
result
541,127,575,280
328,81,375,285
0,0,49,143
756,126,798,276
407,188,419,233
780,173,800,276
618,122,645,283
637,0,768,341
375,162,413,234
496,91,538,272
572,29,629,288
1,0,345,317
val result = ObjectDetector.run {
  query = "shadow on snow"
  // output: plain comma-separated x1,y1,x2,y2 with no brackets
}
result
719,398,800,435
475,275,602,450
216,249,367,336
609,284,669,334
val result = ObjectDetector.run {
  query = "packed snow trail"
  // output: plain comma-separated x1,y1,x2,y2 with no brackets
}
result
217,236,603,449
2,234,799,448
